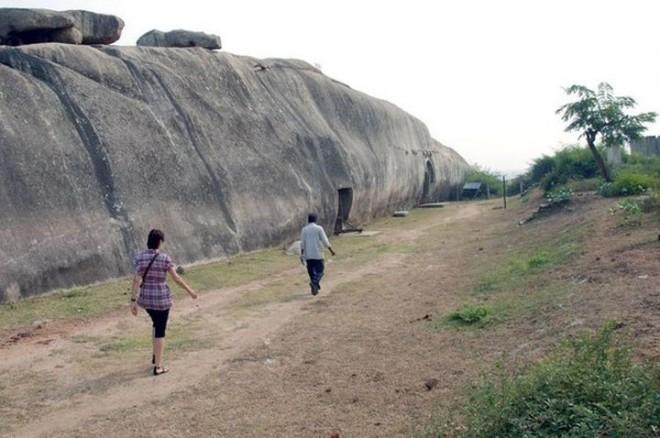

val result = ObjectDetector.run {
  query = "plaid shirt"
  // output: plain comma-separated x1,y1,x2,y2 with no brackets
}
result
134,249,174,310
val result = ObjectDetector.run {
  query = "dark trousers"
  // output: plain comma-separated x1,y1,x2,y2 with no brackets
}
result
306,259,325,288
146,308,170,338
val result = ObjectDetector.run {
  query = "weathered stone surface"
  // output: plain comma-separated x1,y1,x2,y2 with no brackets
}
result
0,44,469,301
0,8,76,45
65,10,124,45
137,29,222,49
0,8,122,46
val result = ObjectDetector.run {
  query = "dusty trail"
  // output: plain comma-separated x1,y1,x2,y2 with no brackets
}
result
1,203,483,437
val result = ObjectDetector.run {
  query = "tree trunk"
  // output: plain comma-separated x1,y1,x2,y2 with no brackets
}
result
586,137,612,182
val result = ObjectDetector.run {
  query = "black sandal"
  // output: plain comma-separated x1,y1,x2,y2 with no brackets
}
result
153,366,169,376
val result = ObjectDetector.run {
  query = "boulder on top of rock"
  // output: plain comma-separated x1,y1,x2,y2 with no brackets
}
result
65,10,124,45
0,8,123,46
137,29,222,49
0,8,77,45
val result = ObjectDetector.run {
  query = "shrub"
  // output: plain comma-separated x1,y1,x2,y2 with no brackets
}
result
545,187,573,205
600,171,657,197
448,305,490,326
565,177,602,192
621,153,660,176
534,146,600,191
459,323,660,437
530,155,556,183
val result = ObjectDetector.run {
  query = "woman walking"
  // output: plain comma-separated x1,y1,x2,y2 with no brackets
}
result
130,229,198,375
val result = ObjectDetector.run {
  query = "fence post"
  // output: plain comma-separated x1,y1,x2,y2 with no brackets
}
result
503,176,507,209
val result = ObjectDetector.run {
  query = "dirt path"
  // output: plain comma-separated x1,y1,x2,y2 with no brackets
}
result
1,202,483,437
5,197,656,437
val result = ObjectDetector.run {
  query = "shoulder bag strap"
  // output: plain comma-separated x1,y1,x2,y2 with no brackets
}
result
140,252,160,289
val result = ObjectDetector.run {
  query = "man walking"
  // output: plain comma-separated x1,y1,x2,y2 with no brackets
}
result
300,213,335,295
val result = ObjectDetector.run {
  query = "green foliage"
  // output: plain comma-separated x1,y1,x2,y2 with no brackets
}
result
557,83,657,148
545,187,574,205
564,177,602,192
530,155,556,183
537,146,600,191
622,153,660,176
447,305,491,326
457,323,660,437
556,82,657,181
600,171,658,197
464,165,501,196
609,200,643,227
474,233,580,296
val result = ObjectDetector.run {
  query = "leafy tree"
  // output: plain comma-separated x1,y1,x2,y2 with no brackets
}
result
556,83,656,182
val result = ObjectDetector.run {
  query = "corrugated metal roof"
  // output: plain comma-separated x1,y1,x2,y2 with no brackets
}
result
463,182,481,190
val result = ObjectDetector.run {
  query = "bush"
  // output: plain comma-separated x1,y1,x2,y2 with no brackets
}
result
600,171,657,197
459,323,660,437
545,187,573,205
530,155,556,183
565,177,602,192
532,146,600,191
622,153,660,176
448,305,490,326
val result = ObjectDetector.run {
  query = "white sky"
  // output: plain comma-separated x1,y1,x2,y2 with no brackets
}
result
4,0,660,175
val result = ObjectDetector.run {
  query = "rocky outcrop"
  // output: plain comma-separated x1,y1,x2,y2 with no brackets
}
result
0,8,123,46
65,10,124,45
0,44,469,301
137,29,222,49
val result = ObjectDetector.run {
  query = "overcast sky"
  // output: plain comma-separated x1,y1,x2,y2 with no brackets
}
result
4,0,660,175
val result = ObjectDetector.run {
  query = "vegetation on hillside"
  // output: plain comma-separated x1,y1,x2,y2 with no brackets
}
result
435,323,660,437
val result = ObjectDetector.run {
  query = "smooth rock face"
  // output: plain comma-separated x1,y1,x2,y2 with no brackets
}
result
137,29,222,49
0,8,123,45
0,44,469,301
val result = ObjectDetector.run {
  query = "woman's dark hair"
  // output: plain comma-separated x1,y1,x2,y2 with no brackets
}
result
308,213,317,223
147,229,165,249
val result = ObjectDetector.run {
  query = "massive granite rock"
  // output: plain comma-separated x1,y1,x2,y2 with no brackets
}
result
65,10,124,45
0,44,469,301
137,29,222,49
0,8,123,46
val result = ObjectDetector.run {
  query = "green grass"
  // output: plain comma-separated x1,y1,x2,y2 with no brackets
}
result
432,220,587,330
442,305,492,328
0,281,132,332
430,323,660,437
472,231,581,296
182,249,292,292
97,323,213,355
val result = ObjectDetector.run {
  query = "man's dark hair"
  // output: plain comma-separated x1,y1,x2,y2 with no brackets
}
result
308,213,317,223
147,229,165,249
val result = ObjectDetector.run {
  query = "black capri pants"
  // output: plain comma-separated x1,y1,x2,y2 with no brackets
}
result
146,308,170,338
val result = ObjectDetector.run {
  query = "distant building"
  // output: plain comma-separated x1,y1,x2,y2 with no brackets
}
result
630,136,660,157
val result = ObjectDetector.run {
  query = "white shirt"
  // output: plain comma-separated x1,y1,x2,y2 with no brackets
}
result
300,223,331,260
